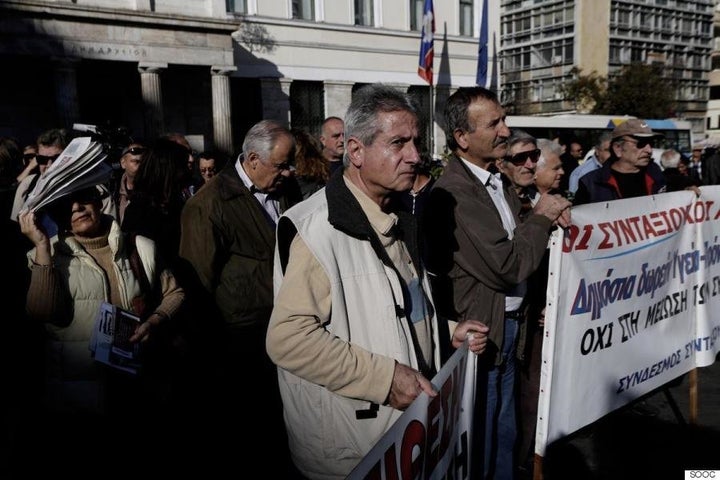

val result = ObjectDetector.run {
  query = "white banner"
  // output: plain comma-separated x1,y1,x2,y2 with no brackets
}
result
537,187,720,455
348,343,478,480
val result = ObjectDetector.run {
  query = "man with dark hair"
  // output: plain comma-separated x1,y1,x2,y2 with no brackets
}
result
267,84,489,479
424,86,571,480
568,131,613,195
10,128,69,221
558,137,583,195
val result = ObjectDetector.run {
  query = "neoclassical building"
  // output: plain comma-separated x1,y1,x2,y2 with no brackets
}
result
0,0,498,157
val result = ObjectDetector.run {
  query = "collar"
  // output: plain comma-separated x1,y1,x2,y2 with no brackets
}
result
344,176,398,242
236,155,258,192
458,156,501,190
324,170,421,273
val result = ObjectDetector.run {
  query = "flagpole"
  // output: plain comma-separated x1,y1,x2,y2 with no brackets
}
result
417,0,435,158
429,83,435,158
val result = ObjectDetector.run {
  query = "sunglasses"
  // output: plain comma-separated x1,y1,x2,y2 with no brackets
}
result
505,149,541,166
68,187,101,204
36,154,60,165
623,137,654,149
124,147,147,156
23,153,36,161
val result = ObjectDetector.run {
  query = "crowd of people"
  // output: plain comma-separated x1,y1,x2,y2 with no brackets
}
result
0,83,715,480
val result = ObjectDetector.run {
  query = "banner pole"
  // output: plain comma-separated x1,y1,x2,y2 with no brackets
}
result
689,367,698,424
533,454,543,480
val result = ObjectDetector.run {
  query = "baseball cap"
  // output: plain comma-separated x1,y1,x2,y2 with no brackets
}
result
611,119,663,140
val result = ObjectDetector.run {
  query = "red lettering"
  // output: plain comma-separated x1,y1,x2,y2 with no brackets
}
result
400,421,425,479
598,222,614,249
426,389,442,474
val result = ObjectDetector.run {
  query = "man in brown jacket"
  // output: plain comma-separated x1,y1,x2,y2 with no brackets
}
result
178,120,302,475
424,86,571,480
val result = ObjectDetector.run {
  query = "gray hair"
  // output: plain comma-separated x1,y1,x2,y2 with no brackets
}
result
536,138,564,169
242,119,293,161
507,129,537,154
596,131,613,149
344,84,420,167
660,149,681,169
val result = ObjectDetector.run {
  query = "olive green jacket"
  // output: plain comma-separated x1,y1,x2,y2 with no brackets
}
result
179,162,301,328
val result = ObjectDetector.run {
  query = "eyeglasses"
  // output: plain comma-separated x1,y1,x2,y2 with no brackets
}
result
23,153,36,161
263,160,291,171
36,154,60,165
623,137,654,149
124,147,147,156
505,149,541,166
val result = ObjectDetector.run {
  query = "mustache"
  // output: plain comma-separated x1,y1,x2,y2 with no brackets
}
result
494,138,509,148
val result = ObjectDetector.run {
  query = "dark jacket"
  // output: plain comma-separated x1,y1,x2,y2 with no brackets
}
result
573,159,666,206
424,154,553,364
178,162,301,328
702,149,720,186
663,167,698,193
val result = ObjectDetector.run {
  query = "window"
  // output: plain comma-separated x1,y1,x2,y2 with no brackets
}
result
355,0,374,26
410,0,424,31
292,0,314,20
459,0,473,36
290,81,325,134
227,0,246,13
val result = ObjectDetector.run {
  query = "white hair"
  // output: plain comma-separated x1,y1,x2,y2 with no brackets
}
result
536,138,563,169
660,149,681,169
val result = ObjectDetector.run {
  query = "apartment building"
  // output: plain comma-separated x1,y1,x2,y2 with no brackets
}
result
0,0,498,157
500,0,713,136
706,0,720,140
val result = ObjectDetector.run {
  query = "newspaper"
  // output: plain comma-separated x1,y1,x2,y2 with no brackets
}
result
21,136,111,214
89,302,142,375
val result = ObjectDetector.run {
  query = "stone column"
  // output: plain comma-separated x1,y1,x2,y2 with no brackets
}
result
323,81,353,119
261,77,292,127
51,57,81,130
211,65,237,157
138,62,167,139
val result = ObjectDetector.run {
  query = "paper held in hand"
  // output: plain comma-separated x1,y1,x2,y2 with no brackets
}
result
89,302,142,375
21,136,112,214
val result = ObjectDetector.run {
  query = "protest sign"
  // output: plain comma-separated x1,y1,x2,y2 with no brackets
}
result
537,188,720,455
349,343,477,480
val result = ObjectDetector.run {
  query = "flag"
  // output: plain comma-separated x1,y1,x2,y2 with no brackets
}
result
476,0,489,86
417,0,435,85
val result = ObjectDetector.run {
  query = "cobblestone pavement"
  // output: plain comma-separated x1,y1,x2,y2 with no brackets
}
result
537,357,720,480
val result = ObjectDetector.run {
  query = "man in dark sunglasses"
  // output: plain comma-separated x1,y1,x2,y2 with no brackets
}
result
496,130,540,218
10,128,68,222
574,119,666,205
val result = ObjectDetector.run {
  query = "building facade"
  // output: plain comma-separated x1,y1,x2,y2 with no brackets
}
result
500,0,713,137
706,0,720,140
0,0,500,158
